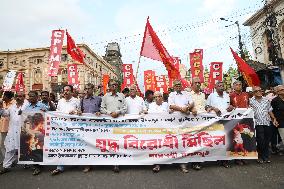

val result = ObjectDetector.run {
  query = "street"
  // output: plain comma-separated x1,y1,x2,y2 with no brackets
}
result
0,155,283,189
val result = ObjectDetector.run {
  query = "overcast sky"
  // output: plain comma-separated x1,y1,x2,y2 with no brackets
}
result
0,0,264,88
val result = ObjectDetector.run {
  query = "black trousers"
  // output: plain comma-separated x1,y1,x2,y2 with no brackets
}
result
255,125,272,160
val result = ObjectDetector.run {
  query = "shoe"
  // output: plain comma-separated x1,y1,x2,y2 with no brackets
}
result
0,168,10,174
235,159,244,166
112,165,120,173
32,168,41,176
152,165,160,173
23,164,30,169
83,166,91,173
192,163,202,170
180,164,189,173
264,159,271,163
221,161,231,168
257,159,264,164
51,169,63,176
278,152,284,156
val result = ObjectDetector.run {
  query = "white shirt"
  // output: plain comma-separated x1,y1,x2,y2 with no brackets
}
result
206,92,230,114
148,102,169,113
57,97,80,113
4,100,29,152
190,91,206,113
125,96,147,114
168,91,193,108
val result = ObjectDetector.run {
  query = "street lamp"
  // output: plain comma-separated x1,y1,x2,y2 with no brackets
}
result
220,18,246,60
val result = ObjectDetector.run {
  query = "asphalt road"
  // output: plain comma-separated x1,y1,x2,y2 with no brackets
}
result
0,155,283,189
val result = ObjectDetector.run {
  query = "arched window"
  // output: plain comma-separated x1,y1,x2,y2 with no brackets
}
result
61,69,68,83
34,69,42,84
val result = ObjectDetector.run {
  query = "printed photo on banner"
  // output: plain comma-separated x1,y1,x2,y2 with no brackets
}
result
19,111,45,164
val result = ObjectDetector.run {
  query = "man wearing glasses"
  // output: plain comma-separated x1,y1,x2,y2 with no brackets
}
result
250,86,278,163
100,79,127,173
0,92,28,174
80,83,102,173
168,79,196,173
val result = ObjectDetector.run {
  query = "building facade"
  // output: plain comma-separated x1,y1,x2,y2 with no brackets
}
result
244,0,284,82
0,44,118,93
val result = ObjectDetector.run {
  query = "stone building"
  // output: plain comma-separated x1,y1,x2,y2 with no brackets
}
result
244,0,284,83
0,44,118,93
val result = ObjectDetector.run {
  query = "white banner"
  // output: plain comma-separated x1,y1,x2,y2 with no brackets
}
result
2,70,17,91
19,109,258,165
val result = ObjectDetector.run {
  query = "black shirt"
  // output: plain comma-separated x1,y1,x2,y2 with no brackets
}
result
271,96,284,128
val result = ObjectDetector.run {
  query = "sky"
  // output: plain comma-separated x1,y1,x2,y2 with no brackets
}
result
0,0,265,88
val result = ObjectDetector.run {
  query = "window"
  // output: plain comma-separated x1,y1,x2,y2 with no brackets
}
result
34,69,42,84
61,54,68,62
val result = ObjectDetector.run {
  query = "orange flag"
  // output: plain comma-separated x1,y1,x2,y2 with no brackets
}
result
230,48,260,86
102,75,110,95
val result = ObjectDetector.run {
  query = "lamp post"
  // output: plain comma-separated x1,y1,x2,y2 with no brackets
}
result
220,18,246,60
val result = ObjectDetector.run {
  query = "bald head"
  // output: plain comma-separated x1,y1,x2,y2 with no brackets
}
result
130,84,137,98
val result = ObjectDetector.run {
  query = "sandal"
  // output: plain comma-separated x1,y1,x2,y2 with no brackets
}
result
83,166,91,173
51,169,63,176
180,164,189,173
257,159,264,164
152,165,160,173
32,168,41,176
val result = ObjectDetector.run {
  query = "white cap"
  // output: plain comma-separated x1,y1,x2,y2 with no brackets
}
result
246,87,253,92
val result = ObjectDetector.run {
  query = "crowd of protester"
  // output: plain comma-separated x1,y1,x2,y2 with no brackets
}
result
0,78,283,176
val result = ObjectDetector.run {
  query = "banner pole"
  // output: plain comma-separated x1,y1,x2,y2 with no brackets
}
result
135,55,142,81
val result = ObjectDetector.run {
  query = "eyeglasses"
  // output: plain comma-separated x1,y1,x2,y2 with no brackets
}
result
174,84,181,87
111,84,118,87
154,95,162,98
85,87,92,90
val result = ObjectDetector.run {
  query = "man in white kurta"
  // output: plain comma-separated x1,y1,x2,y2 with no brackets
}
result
0,92,28,174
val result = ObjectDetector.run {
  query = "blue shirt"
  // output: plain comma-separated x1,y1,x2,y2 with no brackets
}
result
81,96,102,113
25,101,48,112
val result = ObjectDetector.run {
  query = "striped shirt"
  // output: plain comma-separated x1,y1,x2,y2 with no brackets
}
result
249,96,272,126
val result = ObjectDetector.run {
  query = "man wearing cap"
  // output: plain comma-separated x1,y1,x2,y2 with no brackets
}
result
168,79,196,173
271,85,284,155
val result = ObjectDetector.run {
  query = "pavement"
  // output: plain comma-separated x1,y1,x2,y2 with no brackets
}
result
0,155,283,189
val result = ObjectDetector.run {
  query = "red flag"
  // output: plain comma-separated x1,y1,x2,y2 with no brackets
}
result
15,72,25,92
48,30,65,76
189,49,204,82
121,64,135,91
230,47,260,86
208,62,223,91
67,64,80,89
66,31,85,64
144,70,156,91
140,17,181,79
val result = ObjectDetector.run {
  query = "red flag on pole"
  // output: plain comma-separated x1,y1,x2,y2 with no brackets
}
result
208,62,223,91
66,31,85,64
140,17,181,79
48,30,65,76
67,64,80,90
230,47,260,86
15,72,25,92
